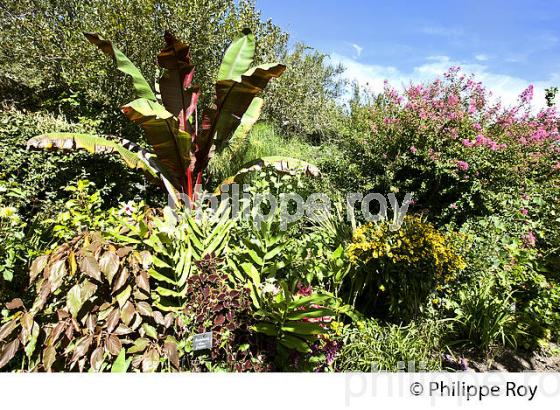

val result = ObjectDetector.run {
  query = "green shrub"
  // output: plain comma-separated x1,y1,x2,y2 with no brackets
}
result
451,276,518,353
334,69,560,225
346,215,466,321
0,230,268,372
451,214,560,348
335,319,442,371
1,1,343,140
0,105,158,295
263,44,346,139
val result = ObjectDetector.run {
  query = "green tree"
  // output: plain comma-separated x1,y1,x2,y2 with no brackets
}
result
0,0,288,136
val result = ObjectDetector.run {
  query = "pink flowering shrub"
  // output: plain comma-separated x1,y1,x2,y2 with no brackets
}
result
341,67,560,223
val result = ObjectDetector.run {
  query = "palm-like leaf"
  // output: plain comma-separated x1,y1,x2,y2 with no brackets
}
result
84,33,156,101
194,63,285,177
157,31,200,134
215,96,263,153
29,30,287,205
87,33,191,193
27,133,155,175
121,98,191,190
217,156,321,189
26,133,182,205
217,28,255,82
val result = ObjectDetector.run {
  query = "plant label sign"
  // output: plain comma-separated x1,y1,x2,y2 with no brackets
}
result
193,331,213,351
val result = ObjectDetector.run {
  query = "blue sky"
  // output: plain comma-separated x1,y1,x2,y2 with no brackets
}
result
256,0,560,107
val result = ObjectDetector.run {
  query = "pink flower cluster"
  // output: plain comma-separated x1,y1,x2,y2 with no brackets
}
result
465,134,507,151
371,66,559,174
461,135,505,150
519,84,534,104
522,231,537,248
456,160,469,172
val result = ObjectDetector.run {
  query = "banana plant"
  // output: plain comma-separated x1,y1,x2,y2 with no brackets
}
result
27,30,314,204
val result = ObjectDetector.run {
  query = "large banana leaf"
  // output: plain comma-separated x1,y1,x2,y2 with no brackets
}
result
217,28,255,82
27,133,156,175
216,156,321,191
217,96,264,152
84,33,156,101
194,63,286,177
27,133,181,205
86,33,190,192
213,64,286,148
157,31,200,134
122,98,191,190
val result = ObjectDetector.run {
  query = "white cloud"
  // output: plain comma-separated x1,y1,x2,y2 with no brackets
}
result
475,54,489,61
331,53,555,110
350,43,363,59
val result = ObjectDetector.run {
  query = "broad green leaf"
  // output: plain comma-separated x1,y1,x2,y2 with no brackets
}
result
24,323,40,359
241,262,261,286
27,133,157,177
252,322,277,336
279,335,311,353
194,63,285,178
281,321,326,335
2,269,13,281
84,33,156,101
127,338,149,354
142,323,158,340
248,282,261,309
111,348,130,373
246,249,264,266
286,308,335,321
147,268,177,285
264,243,286,261
218,156,320,190
289,293,333,309
217,29,255,82
122,98,191,189
151,256,171,269
216,97,263,153
332,245,344,260
155,286,183,298
204,224,231,256
115,285,132,308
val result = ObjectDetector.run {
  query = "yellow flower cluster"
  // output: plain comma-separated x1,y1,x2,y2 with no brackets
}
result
347,215,466,278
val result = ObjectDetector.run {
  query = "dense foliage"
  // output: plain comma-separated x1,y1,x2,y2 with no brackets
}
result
1,2,560,373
